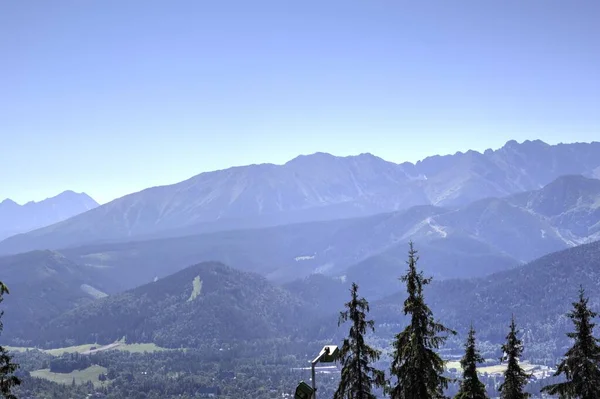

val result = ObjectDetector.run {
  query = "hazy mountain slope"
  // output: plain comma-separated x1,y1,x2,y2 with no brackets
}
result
324,174,600,290
0,191,98,241
283,236,521,317
57,205,446,290
433,197,567,262
342,236,521,301
8,175,586,299
403,140,600,206
1,140,599,255
0,154,423,254
508,174,600,244
0,174,594,330
373,240,600,361
394,175,600,264
36,262,311,348
0,250,112,345
284,175,600,300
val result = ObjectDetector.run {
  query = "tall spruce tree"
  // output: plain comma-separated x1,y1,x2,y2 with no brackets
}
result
541,286,600,399
388,242,456,399
498,316,530,399
455,325,488,399
334,282,385,399
0,282,20,399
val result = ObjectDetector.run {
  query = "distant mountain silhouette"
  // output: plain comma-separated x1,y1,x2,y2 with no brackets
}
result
0,191,98,241
1,140,599,255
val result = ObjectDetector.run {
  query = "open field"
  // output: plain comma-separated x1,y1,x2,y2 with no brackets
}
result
111,343,166,353
31,365,108,387
6,344,97,355
6,342,166,356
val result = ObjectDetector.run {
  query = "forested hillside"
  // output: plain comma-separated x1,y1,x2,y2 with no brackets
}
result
0,250,111,345
34,262,313,348
374,240,600,362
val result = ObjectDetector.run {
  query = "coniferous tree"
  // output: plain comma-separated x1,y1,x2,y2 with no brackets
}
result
0,282,20,399
541,286,600,399
334,282,385,399
455,325,488,399
498,316,530,399
388,242,456,399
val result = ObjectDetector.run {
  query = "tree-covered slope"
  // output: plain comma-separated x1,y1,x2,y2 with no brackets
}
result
0,250,111,345
36,262,312,348
57,205,448,289
373,240,600,361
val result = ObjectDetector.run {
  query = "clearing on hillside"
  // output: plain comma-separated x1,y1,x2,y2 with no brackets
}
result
187,275,203,301
31,365,108,387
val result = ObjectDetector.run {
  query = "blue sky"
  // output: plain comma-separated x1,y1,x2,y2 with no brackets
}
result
2,0,599,204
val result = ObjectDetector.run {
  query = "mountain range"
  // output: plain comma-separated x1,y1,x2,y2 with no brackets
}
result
0,191,98,241
1,140,599,255
1,172,599,349
2,138,600,366
18,174,595,301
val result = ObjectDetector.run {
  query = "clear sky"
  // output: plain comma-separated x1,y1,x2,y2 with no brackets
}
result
2,0,599,204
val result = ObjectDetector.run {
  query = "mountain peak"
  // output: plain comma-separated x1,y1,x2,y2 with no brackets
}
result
1,198,19,206
285,152,386,167
523,139,549,146
0,191,100,241
501,139,550,150
353,152,386,162
57,189,78,196
285,151,337,165
51,190,95,200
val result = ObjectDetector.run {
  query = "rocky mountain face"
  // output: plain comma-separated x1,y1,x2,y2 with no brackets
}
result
1,140,599,255
0,191,99,241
